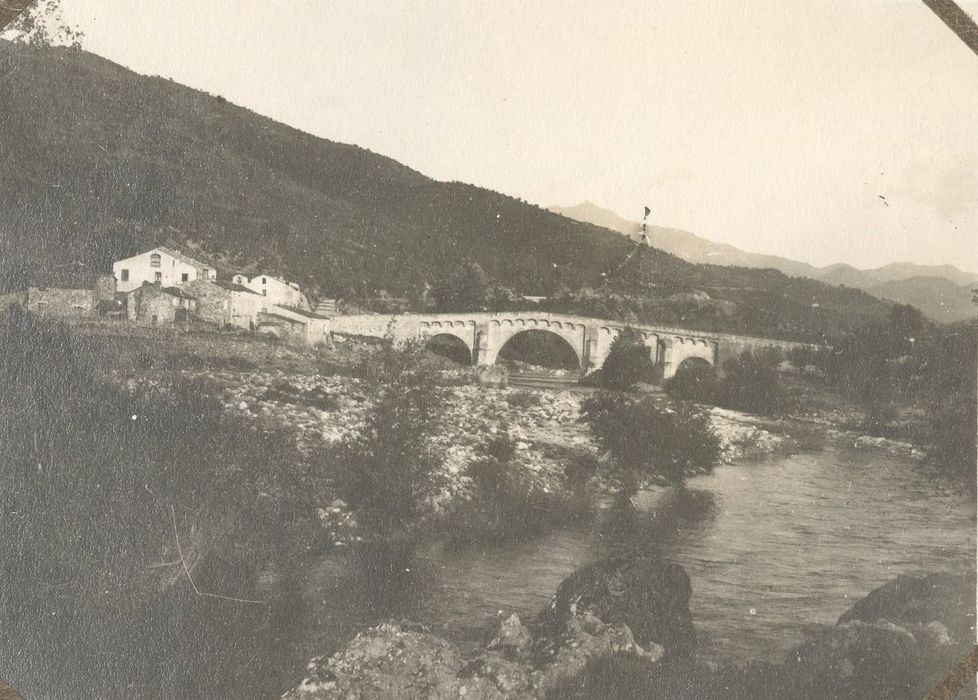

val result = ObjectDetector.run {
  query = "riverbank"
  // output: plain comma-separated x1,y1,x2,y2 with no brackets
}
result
284,555,976,699
112,364,867,549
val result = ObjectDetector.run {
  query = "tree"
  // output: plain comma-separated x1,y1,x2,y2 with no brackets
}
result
581,393,720,497
720,350,788,415
2,0,83,47
332,337,442,538
429,261,492,311
664,359,719,404
598,327,655,390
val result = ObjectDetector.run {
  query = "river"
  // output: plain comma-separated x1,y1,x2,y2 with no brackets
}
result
295,441,975,673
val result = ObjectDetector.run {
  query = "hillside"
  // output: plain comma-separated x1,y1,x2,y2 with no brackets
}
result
867,277,977,323
551,201,978,321
0,42,894,340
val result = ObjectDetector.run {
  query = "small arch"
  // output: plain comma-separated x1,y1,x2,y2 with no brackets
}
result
673,356,715,384
425,333,472,365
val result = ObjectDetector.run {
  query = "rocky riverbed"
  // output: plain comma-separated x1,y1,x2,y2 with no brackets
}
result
114,368,924,549
116,369,827,542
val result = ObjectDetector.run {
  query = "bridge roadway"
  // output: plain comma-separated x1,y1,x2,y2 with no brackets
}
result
328,311,820,379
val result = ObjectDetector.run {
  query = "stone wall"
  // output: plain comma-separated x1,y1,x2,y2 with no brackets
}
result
27,287,94,318
186,280,232,326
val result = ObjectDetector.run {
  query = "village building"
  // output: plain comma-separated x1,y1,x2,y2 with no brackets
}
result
113,247,217,293
126,282,196,326
0,273,117,319
256,304,329,345
232,273,310,311
185,279,262,329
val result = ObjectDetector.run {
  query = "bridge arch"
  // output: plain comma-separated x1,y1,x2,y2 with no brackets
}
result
418,321,475,364
425,332,473,365
494,328,581,370
483,321,585,369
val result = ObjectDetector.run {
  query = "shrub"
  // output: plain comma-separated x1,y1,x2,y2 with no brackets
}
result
0,308,317,697
580,393,720,496
664,359,719,404
330,337,443,538
506,389,545,408
719,350,790,416
447,435,578,545
924,394,977,489
599,328,656,391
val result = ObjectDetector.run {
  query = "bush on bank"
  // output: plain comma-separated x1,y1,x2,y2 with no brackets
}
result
580,393,721,496
445,433,586,546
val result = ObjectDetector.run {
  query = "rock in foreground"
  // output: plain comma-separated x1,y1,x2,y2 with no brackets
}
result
535,555,696,662
783,571,977,700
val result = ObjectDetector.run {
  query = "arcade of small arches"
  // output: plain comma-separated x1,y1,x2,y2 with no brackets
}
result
327,312,817,380
415,316,719,379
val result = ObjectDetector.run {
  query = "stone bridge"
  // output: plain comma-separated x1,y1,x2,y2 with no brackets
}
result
328,312,819,379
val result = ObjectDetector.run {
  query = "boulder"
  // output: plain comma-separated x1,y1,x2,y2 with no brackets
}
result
281,622,504,699
535,556,696,662
783,572,977,700
531,611,665,695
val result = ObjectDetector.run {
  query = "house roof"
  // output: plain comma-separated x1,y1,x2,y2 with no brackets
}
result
162,286,196,299
128,282,194,299
213,280,259,294
122,246,213,271
258,312,305,325
274,304,328,319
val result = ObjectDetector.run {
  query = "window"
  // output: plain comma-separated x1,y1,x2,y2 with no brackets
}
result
262,277,267,284
262,290,267,296
181,273,189,282
120,269,129,282
155,272,162,282
150,253,161,268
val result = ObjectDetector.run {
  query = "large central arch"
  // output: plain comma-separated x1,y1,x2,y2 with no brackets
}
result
495,329,581,371
482,317,586,368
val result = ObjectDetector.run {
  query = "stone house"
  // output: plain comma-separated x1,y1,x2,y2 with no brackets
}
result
256,304,329,345
232,273,310,311
185,279,262,329
126,283,196,326
0,273,117,319
113,247,217,293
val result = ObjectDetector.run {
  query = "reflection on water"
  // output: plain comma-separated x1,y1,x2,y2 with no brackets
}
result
298,443,976,667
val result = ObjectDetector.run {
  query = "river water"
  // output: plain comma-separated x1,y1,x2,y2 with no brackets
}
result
294,442,974,674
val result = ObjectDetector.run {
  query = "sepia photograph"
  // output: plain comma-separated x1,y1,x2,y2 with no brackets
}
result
0,1,976,698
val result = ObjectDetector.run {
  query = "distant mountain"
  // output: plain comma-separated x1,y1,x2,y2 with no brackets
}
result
550,202,823,278
551,201,978,321
867,277,977,323
0,41,895,341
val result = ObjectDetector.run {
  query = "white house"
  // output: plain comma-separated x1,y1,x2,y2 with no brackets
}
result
232,273,310,311
113,247,217,293
256,304,329,345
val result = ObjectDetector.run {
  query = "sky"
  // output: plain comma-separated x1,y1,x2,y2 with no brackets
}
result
38,1,978,270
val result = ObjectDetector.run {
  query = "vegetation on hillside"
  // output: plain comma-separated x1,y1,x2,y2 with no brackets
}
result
0,41,895,342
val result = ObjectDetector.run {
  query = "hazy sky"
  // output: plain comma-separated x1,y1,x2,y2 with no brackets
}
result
50,1,978,270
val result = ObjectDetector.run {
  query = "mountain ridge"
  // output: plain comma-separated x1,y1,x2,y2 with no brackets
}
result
550,201,977,321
